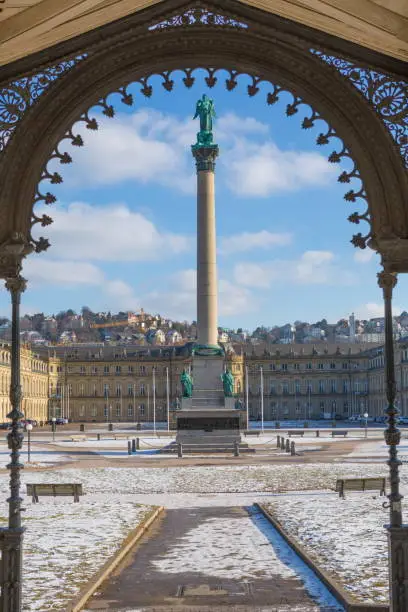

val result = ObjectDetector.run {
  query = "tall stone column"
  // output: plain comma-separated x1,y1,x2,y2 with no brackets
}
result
192,144,219,347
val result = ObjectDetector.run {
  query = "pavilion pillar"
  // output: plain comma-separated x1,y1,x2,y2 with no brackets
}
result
378,270,408,612
0,275,26,612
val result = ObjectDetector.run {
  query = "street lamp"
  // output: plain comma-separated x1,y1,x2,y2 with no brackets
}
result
51,417,56,442
363,411,369,439
26,423,33,463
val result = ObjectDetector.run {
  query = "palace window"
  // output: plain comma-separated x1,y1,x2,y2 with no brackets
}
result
104,404,108,417
331,380,337,393
79,384,84,397
295,380,301,394
128,405,133,418
92,366,98,375
282,383,289,395
294,363,300,370
115,365,121,374
116,404,121,417
91,405,97,417
104,365,110,374
140,365,146,375
306,363,312,370
128,365,134,373
342,362,349,369
330,363,336,369
103,383,109,398
295,401,301,413
281,363,287,371
318,363,324,370
116,385,121,397
93,384,97,397
319,380,325,393
139,404,145,415
80,365,86,375
128,384,134,397
343,380,349,393
79,405,85,417
140,383,145,396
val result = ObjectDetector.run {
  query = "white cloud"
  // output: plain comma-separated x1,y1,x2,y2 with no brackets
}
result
24,258,105,286
143,269,255,320
56,109,334,198
223,141,336,197
354,302,402,320
234,250,356,288
219,230,292,255
353,249,375,263
33,202,191,262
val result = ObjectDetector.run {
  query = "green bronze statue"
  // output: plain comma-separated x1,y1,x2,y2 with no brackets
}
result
180,369,193,398
221,369,234,397
193,94,216,146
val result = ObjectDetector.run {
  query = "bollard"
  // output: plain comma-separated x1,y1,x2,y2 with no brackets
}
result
291,441,296,456
277,435,281,448
80,424,85,432
97,433,100,441
177,442,183,458
316,430,320,437
136,437,140,450
233,441,240,457
127,440,131,455
285,439,290,453
132,438,136,453
108,423,113,432
281,437,285,450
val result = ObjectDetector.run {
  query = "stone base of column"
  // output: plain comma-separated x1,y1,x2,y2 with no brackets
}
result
0,527,25,612
387,525,408,611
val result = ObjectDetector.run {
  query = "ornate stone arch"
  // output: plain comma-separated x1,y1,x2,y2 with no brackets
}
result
0,0,406,273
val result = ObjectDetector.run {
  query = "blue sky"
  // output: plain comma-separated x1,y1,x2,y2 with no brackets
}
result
1,69,406,329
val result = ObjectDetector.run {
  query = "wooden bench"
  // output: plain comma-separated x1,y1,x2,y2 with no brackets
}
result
26,483,83,503
243,431,261,437
112,433,132,440
331,430,348,437
335,477,387,498
156,432,175,438
70,435,87,442
287,430,305,437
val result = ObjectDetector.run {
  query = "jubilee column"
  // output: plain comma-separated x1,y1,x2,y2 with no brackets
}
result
192,94,219,348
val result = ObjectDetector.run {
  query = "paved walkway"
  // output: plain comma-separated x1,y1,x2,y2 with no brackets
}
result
86,505,343,611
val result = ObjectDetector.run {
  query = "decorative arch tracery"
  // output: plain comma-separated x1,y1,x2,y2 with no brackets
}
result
0,0,406,274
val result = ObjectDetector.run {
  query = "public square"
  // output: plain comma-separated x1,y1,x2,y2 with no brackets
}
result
1,422,403,611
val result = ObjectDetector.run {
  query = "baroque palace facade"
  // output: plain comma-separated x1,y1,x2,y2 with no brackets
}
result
1,340,408,423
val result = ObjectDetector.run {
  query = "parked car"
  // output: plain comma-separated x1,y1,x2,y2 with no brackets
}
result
398,416,408,425
348,415,361,422
0,422,10,429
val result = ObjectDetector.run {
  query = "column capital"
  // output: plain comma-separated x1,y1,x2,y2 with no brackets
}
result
191,144,219,171
378,270,398,298
5,275,27,295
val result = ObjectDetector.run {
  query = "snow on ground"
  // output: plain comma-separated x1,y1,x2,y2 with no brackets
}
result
0,445,72,468
153,507,343,611
0,498,153,611
0,462,399,496
265,493,390,604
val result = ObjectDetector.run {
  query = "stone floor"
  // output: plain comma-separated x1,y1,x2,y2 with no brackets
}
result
86,506,342,611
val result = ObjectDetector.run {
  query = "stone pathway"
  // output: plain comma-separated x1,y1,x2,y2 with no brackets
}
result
86,505,343,611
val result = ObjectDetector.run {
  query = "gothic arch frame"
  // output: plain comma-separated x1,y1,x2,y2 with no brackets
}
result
0,0,406,274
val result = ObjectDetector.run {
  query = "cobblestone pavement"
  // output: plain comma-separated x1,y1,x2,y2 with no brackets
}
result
86,506,343,611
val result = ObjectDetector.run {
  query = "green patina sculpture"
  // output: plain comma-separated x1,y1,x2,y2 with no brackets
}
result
221,369,234,397
180,369,193,398
193,94,216,146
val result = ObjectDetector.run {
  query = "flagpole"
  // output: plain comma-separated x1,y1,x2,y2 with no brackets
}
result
260,365,264,433
166,366,170,432
245,365,249,430
153,367,156,434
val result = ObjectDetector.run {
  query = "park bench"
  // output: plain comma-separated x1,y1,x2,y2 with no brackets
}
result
112,433,132,440
331,430,348,437
287,430,305,437
335,477,387,499
156,432,174,438
243,431,261,437
26,483,83,503
70,435,87,442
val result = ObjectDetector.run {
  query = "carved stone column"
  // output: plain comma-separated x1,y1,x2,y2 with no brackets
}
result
378,270,408,611
1,274,27,612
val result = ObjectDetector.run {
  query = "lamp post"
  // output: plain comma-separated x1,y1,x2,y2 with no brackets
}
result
26,423,33,463
51,417,56,442
166,366,170,432
245,364,249,430
363,411,369,439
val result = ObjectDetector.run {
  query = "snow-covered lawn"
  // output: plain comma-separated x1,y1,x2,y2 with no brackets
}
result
265,494,390,604
0,498,153,611
0,462,398,496
0,446,72,468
